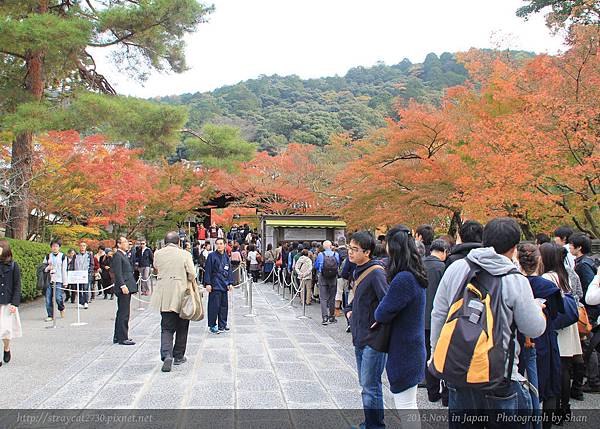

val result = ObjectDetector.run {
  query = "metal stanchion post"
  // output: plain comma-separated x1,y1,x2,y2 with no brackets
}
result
244,278,256,318
71,282,87,326
137,277,145,311
297,278,309,320
276,269,280,294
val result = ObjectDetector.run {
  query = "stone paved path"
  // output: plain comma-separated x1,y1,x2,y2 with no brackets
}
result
3,278,598,428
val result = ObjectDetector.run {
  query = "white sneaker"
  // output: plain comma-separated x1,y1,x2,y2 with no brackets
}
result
83,303,88,309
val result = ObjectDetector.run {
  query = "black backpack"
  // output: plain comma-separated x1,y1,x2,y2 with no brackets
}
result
37,253,66,290
322,254,339,279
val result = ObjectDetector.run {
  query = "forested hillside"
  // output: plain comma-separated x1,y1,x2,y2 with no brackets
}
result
158,53,463,153
159,51,533,153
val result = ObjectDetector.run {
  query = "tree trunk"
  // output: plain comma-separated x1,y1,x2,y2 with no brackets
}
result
6,1,47,239
7,131,35,239
447,210,462,238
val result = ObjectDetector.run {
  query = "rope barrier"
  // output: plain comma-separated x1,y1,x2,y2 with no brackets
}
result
254,267,304,310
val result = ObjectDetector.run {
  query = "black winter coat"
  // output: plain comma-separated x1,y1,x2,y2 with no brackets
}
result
0,261,21,306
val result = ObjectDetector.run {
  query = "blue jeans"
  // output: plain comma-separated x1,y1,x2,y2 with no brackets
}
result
355,345,387,429
78,282,89,305
448,380,533,429
522,347,541,429
45,283,65,317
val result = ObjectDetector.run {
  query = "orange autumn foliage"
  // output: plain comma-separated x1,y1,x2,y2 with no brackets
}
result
329,25,600,237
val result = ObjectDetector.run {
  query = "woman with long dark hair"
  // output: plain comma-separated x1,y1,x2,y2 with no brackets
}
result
374,225,428,429
517,244,562,429
540,242,582,424
0,240,22,366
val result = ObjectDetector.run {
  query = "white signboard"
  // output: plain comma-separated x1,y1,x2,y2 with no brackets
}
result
283,228,327,242
67,270,89,285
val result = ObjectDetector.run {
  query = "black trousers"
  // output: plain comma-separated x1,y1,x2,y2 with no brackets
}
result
425,329,448,402
160,311,190,361
207,289,228,329
560,357,573,412
113,292,131,343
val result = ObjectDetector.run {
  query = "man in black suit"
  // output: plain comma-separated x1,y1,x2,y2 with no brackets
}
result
111,236,138,345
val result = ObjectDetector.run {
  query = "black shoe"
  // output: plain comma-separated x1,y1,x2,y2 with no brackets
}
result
218,326,230,332
104,295,108,300
570,390,585,400
174,356,187,365
442,397,448,407
345,325,351,333
3,350,10,363
322,317,329,326
113,339,118,344
428,393,442,403
162,357,173,372
118,340,136,346
329,316,337,323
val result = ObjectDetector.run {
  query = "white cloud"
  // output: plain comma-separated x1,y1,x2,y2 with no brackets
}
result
93,0,565,98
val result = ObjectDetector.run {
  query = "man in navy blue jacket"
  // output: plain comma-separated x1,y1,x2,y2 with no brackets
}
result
204,238,234,334
344,231,389,429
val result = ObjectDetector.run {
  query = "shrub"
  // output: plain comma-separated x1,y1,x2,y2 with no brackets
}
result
6,238,50,302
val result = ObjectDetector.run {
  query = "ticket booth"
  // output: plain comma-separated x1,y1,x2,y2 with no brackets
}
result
260,215,346,254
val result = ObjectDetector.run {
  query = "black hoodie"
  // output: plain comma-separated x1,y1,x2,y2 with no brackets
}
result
344,259,389,348
445,242,483,269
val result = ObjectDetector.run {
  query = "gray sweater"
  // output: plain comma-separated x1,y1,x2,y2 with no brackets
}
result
430,247,547,382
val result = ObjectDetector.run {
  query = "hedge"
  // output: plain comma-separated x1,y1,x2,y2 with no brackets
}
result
6,238,50,302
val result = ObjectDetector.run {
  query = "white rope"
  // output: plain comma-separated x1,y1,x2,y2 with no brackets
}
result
255,267,303,309
50,283,116,293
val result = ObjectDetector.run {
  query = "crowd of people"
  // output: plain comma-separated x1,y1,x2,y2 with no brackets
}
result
1,217,600,429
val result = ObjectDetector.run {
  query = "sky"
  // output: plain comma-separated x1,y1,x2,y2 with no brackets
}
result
95,0,567,98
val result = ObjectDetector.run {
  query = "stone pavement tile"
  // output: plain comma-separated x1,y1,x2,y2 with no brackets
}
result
308,355,347,370
195,363,234,381
96,344,141,360
232,318,257,326
111,363,157,384
279,380,328,404
293,334,321,344
135,391,185,409
236,370,280,392
187,381,235,407
234,342,267,356
297,342,332,354
260,329,287,338
236,355,271,370
203,335,234,348
289,409,349,429
272,362,317,381
201,349,233,364
236,419,293,429
234,333,262,343
181,410,235,426
236,391,287,409
329,389,364,409
316,369,359,390
88,382,145,408
255,314,279,323
269,349,304,363
39,378,109,409
233,326,256,335
265,338,294,349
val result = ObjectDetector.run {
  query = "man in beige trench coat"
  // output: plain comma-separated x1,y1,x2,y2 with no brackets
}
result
151,231,196,372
